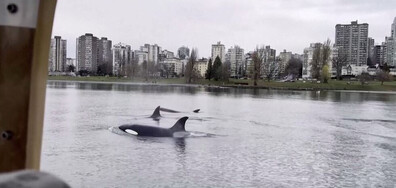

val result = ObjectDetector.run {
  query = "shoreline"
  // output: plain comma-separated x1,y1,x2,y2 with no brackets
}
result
47,77,396,94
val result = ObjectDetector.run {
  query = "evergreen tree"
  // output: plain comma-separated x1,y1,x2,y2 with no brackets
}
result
205,58,213,80
213,56,222,81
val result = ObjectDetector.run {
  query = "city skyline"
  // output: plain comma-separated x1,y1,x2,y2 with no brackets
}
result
52,0,396,58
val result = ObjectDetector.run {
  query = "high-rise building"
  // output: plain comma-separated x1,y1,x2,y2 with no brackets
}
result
112,43,132,76
177,46,190,60
134,50,148,65
196,58,208,78
373,44,386,66
384,37,395,66
97,37,113,75
253,46,278,78
335,21,369,69
140,44,161,64
392,17,396,38
48,36,67,72
279,50,292,75
384,17,396,66
211,41,226,63
159,50,174,61
244,52,254,77
225,46,244,78
160,57,183,76
76,33,98,73
367,37,375,66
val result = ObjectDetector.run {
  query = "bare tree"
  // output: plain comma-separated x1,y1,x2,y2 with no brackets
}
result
321,39,331,67
311,43,322,79
311,39,331,80
140,60,148,81
332,53,347,80
357,72,371,85
185,48,198,83
377,70,393,85
262,60,277,82
252,47,264,86
160,63,175,78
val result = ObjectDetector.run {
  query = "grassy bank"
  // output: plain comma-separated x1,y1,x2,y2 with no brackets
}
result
48,76,396,92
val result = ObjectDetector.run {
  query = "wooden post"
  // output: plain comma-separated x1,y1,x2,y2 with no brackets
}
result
0,0,57,172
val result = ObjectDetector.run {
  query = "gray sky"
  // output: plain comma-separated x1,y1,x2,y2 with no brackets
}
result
52,0,396,58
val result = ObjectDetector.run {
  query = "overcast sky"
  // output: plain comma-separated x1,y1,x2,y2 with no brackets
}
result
52,0,396,58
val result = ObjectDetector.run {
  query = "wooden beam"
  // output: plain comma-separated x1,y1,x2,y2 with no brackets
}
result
0,0,57,172
26,0,57,170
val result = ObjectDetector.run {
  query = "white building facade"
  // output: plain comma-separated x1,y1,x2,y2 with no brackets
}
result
211,41,226,63
196,58,208,78
112,43,132,76
226,46,244,78
76,33,98,73
278,50,292,75
49,36,67,72
335,21,369,75
161,57,183,76
141,44,162,64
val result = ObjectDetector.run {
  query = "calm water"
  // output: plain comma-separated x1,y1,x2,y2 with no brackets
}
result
41,81,396,188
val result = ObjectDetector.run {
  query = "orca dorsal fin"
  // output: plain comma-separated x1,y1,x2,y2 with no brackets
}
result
170,117,189,132
150,106,161,118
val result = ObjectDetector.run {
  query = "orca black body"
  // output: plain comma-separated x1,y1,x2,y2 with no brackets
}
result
119,117,189,137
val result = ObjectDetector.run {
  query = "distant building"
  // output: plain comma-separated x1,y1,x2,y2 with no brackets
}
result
97,37,113,75
335,21,369,75
373,44,386,66
385,36,395,66
367,37,375,66
177,46,190,60
244,52,254,77
211,41,226,63
49,36,67,72
292,53,304,62
259,46,277,77
226,46,244,78
65,58,76,71
141,44,161,64
134,50,149,65
278,50,292,75
303,43,320,78
66,58,76,66
196,58,208,78
160,57,183,76
392,17,396,38
159,50,174,61
76,33,98,73
383,17,396,67
112,43,132,76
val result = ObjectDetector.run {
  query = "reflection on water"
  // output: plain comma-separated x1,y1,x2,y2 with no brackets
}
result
42,81,396,187
48,81,396,103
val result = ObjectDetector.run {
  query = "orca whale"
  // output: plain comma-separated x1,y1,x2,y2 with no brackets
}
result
119,117,189,137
